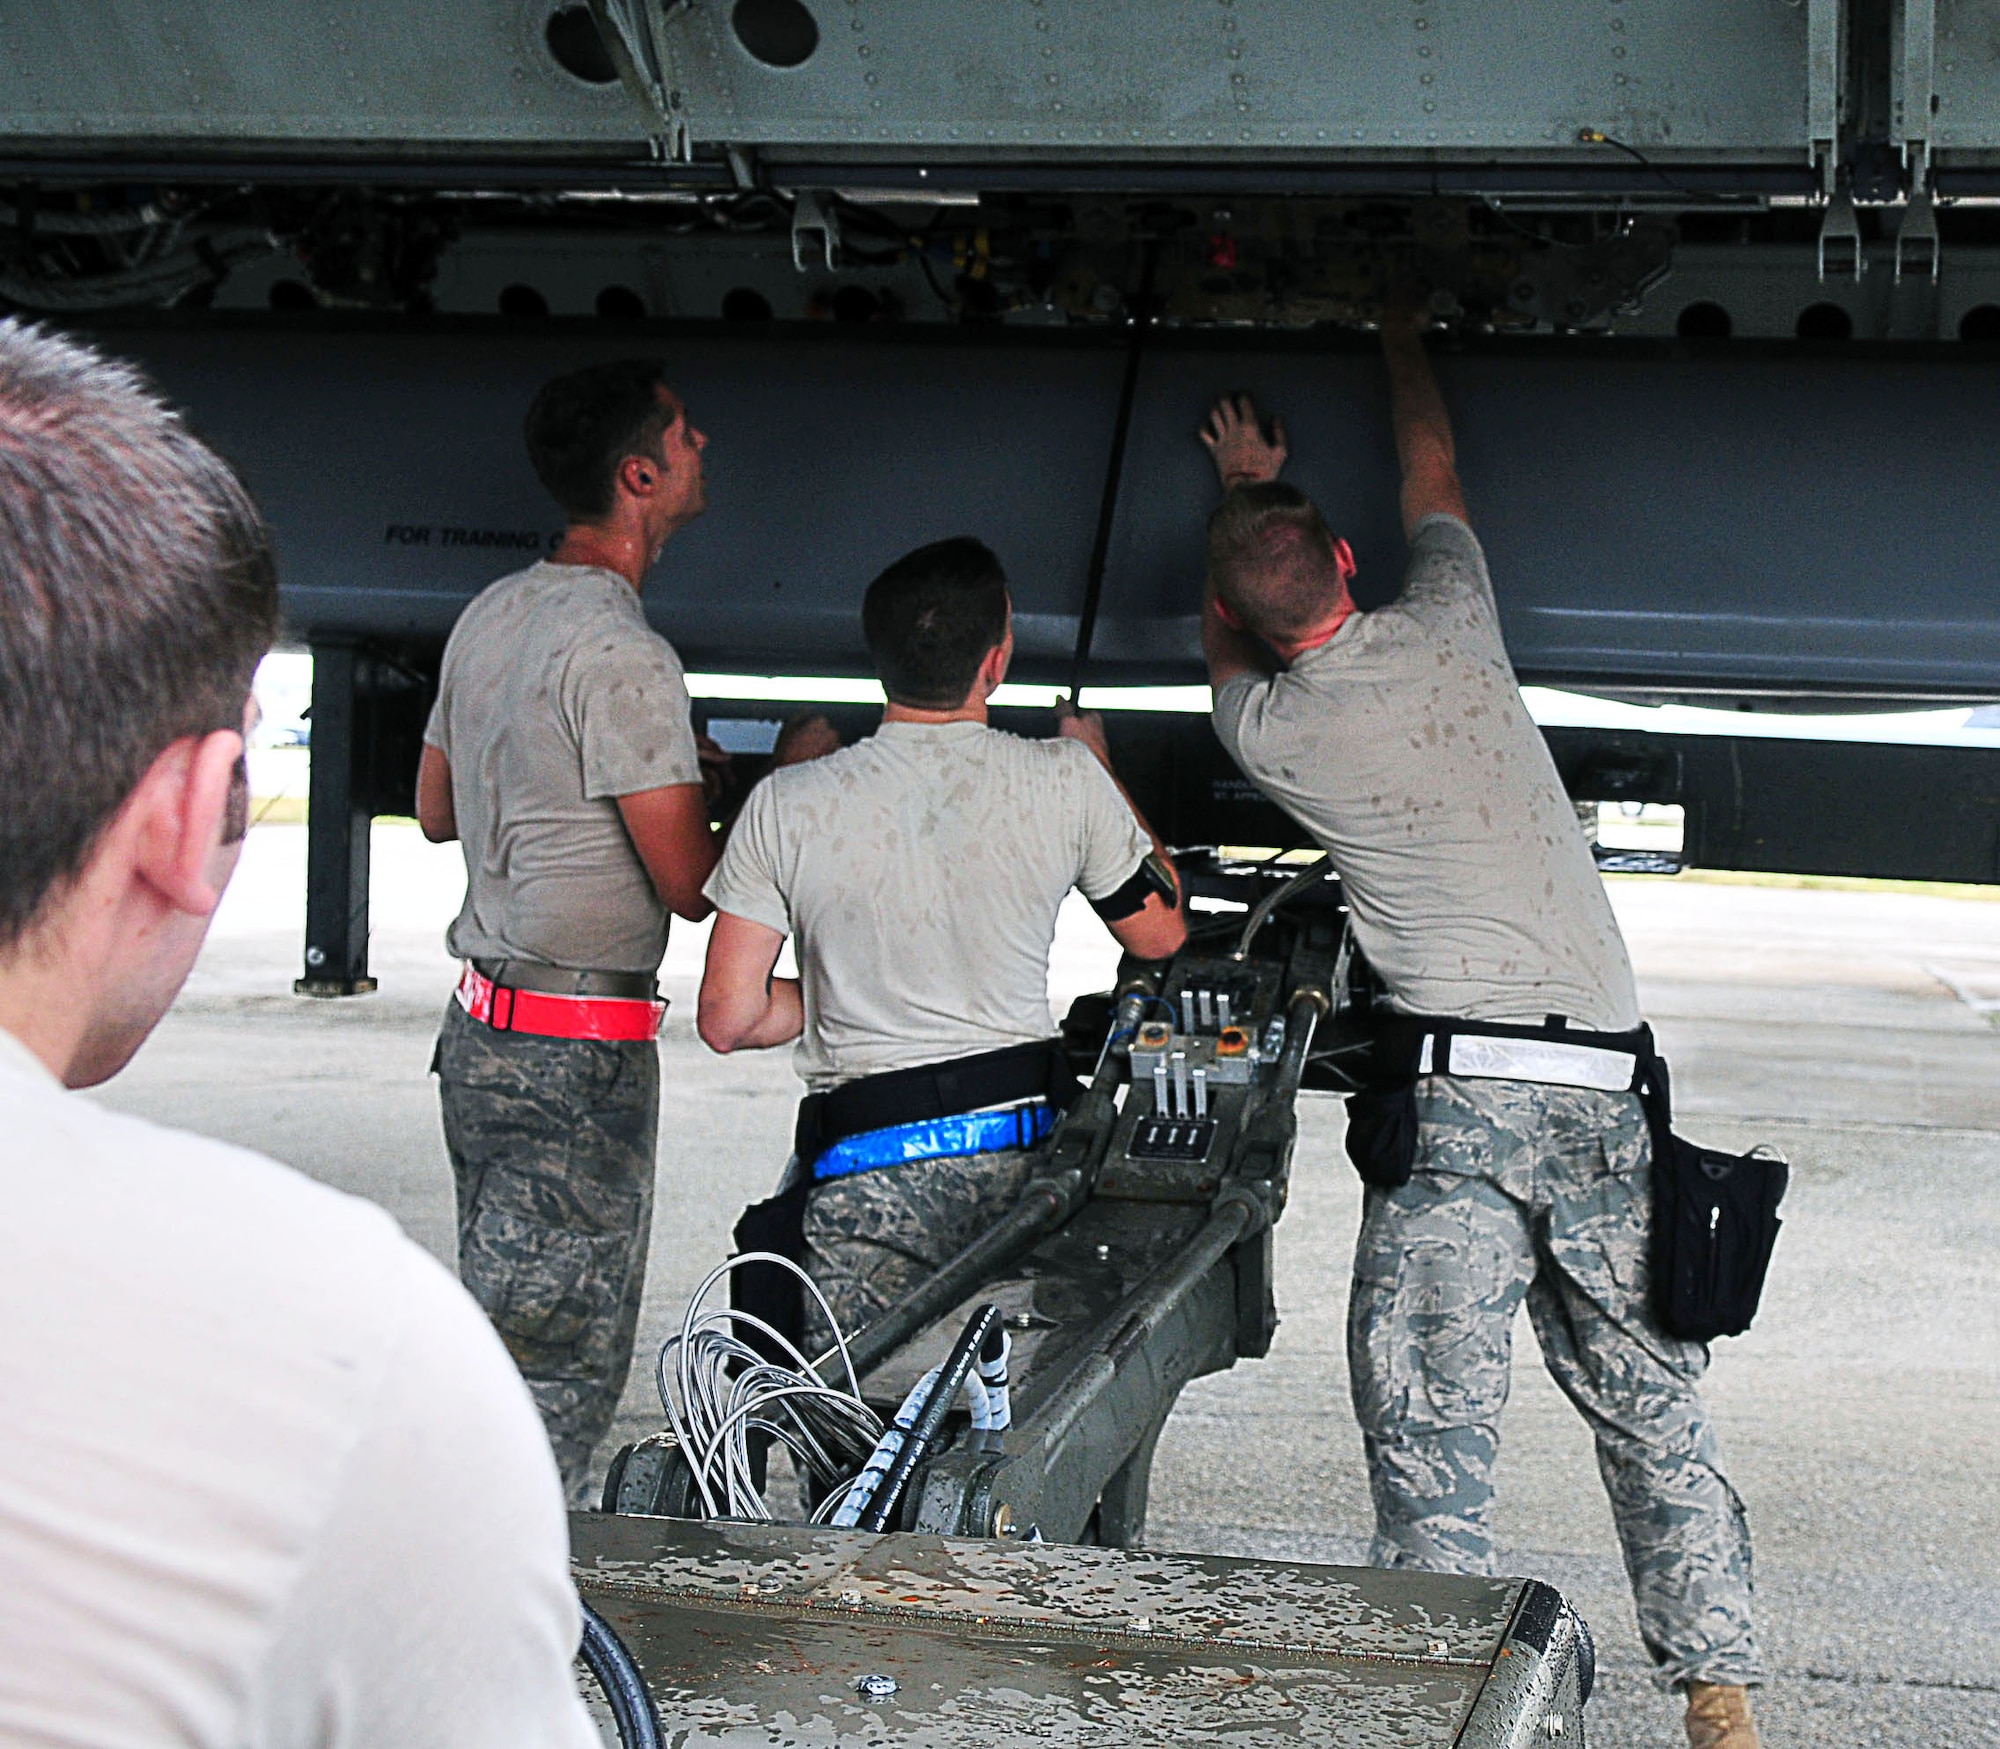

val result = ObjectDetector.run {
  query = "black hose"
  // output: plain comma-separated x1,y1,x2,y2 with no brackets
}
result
857,1304,1003,1532
578,1600,663,1749
829,971,1159,1383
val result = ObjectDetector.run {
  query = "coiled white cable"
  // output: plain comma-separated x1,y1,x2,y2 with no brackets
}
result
654,1252,883,1521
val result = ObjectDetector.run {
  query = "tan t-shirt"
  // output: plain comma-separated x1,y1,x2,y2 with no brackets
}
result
1213,515,1640,1032
0,1029,597,1749
704,721,1152,1090
424,561,702,975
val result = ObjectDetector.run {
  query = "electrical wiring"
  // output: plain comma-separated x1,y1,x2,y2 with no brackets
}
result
0,230,275,312
1106,991,1180,1049
1575,128,1702,200
653,1252,883,1521
1479,198,1596,252
649,1258,1014,1527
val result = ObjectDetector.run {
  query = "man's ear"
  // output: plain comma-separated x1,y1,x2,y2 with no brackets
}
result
617,452,661,498
974,632,1013,700
1213,595,1245,631
128,729,247,919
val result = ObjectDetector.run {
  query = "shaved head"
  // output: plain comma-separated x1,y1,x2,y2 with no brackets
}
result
1206,481,1350,642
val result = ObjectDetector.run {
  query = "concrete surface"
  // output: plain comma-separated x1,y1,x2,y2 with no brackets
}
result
90,823,2000,1747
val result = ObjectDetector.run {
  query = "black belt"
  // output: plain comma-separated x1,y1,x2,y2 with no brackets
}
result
793,1037,1082,1170
471,957,658,1001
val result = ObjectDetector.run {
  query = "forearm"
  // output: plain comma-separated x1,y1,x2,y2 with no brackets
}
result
698,973,802,1053
1381,325,1465,536
1383,326,1454,471
618,784,721,919
728,977,803,1050
697,911,803,1053
415,745,458,843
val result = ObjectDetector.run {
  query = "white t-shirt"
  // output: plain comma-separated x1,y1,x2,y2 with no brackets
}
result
1213,515,1641,1033
425,561,703,975
703,720,1152,1090
0,1028,599,1749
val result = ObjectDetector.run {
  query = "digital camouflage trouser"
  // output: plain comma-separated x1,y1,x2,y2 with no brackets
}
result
1349,1074,1763,1691
801,1148,1038,1350
434,999,658,1504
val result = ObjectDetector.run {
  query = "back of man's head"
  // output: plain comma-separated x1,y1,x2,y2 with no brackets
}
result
0,319,277,956
1207,482,1349,642
525,359,679,523
862,537,1010,709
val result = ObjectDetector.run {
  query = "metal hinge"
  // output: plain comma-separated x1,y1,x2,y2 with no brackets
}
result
791,190,839,271
1818,188,1862,280
586,0,695,163
1807,0,1844,200
1897,155,1940,282
1894,0,1941,280
1808,0,1861,280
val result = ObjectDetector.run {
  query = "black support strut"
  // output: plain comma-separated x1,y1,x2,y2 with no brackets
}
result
1067,327,1149,698
295,638,377,997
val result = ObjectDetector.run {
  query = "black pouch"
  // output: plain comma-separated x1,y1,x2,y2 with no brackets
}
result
1634,1052,1787,1341
728,1175,813,1366
1344,1082,1424,1189
1649,1133,1788,1341
1343,1021,1428,1190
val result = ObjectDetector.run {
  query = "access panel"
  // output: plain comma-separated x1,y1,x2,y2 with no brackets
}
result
91,320,2000,698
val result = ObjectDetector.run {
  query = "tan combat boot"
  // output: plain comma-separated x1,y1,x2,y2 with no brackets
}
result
1683,1682,1760,1749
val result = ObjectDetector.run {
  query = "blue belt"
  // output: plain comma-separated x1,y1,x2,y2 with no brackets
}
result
810,1101,1058,1182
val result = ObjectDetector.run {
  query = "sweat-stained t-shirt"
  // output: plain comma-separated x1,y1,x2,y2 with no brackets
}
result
0,1027,598,1749
703,720,1152,1090
1212,514,1640,1033
424,561,703,976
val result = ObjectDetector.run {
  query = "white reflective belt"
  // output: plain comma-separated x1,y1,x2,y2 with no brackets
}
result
1417,1033,1637,1093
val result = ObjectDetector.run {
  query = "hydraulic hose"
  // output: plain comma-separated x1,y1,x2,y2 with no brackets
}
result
831,973,1160,1382
1229,853,1334,961
858,1304,1004,1531
578,1600,662,1749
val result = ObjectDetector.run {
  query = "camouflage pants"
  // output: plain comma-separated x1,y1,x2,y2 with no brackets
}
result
434,1000,658,1504
1349,1075,1762,1691
801,1148,1038,1349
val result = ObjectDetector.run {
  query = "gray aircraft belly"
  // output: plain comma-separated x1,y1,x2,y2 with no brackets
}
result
100,323,2000,696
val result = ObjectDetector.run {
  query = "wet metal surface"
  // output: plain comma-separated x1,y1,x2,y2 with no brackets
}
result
574,1516,1526,1747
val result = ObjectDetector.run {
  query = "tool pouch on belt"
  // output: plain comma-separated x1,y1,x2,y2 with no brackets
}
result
1635,1055,1788,1342
1342,1018,1428,1190
1343,1014,1786,1337
730,1176,815,1366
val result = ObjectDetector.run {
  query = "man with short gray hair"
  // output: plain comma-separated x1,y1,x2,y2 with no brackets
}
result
1196,314,1762,1749
0,320,595,1747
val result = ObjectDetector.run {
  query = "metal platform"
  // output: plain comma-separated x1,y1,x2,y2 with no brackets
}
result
572,1513,1595,1748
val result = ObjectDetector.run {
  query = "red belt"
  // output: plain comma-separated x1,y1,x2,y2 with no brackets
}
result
454,961,666,1043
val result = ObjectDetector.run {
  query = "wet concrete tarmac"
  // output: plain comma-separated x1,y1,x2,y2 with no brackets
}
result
91,823,2000,1747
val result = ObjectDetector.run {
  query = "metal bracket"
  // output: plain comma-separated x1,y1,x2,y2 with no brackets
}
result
1894,0,1941,281
586,0,694,164
791,190,839,271
1807,0,1844,199
1897,157,1940,281
1818,188,1862,280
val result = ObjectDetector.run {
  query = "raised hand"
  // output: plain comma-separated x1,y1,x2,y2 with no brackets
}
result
1200,393,1288,490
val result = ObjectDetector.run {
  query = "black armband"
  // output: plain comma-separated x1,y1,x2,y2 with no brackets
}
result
1088,850,1178,922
